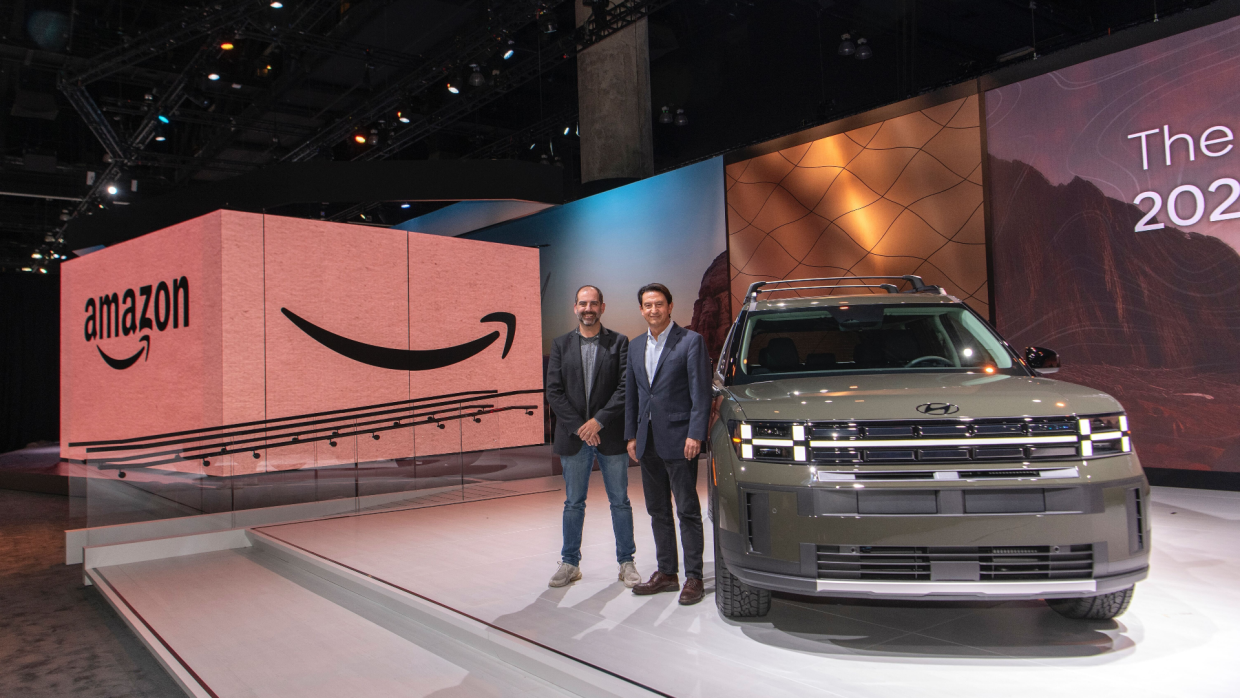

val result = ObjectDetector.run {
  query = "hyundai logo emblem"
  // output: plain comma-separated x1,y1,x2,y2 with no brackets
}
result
916,402,960,415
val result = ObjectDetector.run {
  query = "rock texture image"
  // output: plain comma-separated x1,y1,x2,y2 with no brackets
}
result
725,95,988,316
688,251,731,363
990,157,1240,472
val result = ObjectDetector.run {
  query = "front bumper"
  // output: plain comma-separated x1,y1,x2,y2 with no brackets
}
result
727,563,1148,600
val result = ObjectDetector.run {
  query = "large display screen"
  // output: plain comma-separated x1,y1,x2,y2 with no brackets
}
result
60,210,544,472
466,157,730,359
725,95,989,318
986,16,1240,472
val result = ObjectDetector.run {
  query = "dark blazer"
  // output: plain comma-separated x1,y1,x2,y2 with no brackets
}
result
545,327,630,456
624,323,711,461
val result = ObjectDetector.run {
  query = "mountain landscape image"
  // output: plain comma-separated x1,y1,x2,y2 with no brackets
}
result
990,156,1240,472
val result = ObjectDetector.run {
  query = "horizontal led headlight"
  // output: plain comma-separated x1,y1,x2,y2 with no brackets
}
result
730,420,808,462
1078,413,1130,457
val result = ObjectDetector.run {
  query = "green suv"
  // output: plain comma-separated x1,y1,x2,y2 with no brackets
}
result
709,277,1149,620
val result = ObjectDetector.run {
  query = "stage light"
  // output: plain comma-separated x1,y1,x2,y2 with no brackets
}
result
157,114,170,124
270,1,283,7
106,184,118,195
838,33,855,56
397,110,410,123
529,142,536,149
856,38,872,60
354,134,367,144
155,135,166,142
21,267,32,272
674,108,688,127
468,65,485,87
541,18,557,34
400,203,410,209
447,82,459,94
563,126,571,135
207,72,220,81
659,106,672,124
32,252,43,259
220,41,234,50
503,48,514,60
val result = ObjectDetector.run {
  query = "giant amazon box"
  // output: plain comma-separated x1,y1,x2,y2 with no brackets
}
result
60,210,543,474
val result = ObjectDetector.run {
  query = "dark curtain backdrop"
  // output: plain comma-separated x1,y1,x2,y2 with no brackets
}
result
1,275,59,452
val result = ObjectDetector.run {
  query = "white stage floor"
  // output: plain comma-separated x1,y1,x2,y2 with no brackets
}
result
253,471,1240,698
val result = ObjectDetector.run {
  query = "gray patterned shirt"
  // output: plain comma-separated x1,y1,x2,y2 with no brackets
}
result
578,328,601,404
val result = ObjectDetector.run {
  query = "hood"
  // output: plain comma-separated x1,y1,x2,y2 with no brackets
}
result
723,373,1123,422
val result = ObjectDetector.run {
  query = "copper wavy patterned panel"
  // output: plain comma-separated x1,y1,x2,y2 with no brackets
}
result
726,96,987,316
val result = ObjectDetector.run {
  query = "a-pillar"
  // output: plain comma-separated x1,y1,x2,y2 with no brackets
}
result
576,4,654,183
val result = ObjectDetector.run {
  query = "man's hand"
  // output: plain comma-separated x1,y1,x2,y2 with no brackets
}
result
684,438,701,460
576,418,602,444
627,439,638,461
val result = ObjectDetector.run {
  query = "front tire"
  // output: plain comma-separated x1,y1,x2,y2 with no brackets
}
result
715,540,771,618
1047,587,1134,620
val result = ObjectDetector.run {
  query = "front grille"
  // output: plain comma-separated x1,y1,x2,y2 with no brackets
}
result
808,417,1080,464
816,544,1094,581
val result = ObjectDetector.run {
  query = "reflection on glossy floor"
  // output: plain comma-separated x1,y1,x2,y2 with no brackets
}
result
259,471,1240,698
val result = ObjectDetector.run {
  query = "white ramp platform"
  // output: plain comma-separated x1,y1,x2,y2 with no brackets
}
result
84,472,1240,698
256,476,1240,698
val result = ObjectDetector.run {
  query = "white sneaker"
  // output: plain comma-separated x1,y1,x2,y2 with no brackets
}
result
618,561,641,588
549,561,582,588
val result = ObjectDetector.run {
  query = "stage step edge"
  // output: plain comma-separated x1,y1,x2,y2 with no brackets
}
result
87,566,215,698
247,528,663,698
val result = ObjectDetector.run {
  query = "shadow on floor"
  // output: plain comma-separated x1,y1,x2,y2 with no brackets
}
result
729,593,1132,660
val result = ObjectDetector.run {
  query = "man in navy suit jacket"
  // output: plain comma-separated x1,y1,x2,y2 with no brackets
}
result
624,283,711,605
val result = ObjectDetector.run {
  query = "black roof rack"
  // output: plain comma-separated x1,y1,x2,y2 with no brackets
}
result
744,276,943,303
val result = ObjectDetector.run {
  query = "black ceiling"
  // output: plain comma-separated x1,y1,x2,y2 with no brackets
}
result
0,0,1230,273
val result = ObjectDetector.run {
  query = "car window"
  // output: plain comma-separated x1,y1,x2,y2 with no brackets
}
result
736,304,1017,380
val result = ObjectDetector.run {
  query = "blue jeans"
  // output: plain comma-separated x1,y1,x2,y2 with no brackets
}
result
560,444,635,567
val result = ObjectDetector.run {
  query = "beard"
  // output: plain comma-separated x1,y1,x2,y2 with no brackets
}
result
577,311,599,326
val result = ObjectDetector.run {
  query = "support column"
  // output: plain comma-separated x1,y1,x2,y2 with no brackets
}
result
575,5,654,183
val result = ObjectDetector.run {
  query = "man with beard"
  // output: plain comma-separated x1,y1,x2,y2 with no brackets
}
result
545,285,640,588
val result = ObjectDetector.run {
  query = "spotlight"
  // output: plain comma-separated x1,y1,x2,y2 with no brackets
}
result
32,252,43,259
447,82,460,94
400,203,411,209
529,142,536,150
354,134,367,144
220,41,235,50
155,135,166,142
838,33,855,56
207,72,221,81
397,110,410,124
563,126,571,135
39,268,47,274
270,1,283,7
674,108,688,127
856,37,872,60
659,106,672,124
106,184,118,195
21,267,32,272
468,65,485,87
157,115,170,124
503,48,514,60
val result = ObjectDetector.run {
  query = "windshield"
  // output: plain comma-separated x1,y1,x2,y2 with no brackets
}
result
734,304,1020,381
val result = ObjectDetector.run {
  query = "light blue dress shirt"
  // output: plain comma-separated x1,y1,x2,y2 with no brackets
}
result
645,323,672,386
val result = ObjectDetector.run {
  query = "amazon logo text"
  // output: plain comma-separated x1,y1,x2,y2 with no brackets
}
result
84,276,189,370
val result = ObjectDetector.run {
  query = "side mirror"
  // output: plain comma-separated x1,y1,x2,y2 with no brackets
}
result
1025,346,1060,374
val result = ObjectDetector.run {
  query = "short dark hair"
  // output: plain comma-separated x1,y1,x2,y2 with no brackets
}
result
637,283,672,305
575,285,603,303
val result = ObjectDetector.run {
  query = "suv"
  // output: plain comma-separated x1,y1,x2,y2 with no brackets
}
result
709,276,1149,620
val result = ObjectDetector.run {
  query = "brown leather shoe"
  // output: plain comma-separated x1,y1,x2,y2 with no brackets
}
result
679,578,704,605
632,571,680,596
